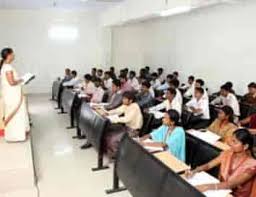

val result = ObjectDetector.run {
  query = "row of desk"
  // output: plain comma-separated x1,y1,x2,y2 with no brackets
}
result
51,82,231,197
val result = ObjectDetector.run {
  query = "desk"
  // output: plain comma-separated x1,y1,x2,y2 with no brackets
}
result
154,151,190,173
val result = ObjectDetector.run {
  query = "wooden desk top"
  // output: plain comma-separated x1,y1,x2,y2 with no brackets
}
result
154,151,190,173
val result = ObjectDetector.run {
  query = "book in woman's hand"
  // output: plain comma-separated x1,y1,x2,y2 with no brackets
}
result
21,73,35,85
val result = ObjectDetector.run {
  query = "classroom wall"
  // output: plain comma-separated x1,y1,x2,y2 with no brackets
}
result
111,0,256,94
0,9,105,93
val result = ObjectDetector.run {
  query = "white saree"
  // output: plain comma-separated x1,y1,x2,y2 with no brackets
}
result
0,64,30,142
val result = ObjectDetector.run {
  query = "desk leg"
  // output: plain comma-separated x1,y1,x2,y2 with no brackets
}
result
92,152,109,171
67,110,75,129
105,163,126,194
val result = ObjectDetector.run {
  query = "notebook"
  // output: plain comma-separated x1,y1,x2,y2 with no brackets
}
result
21,73,35,85
187,130,221,145
185,171,231,197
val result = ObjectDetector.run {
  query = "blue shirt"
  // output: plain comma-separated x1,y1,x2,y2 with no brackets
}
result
157,83,170,91
150,125,186,162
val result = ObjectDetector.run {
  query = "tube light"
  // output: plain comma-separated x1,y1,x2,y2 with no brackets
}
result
48,25,79,41
160,6,191,17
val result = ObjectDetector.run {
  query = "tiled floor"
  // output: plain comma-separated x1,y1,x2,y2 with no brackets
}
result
29,95,131,197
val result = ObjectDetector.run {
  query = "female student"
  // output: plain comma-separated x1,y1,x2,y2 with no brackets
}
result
140,109,186,162
0,48,30,142
208,106,237,143
186,129,256,197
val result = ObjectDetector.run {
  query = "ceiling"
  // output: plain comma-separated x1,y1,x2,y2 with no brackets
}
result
0,0,124,10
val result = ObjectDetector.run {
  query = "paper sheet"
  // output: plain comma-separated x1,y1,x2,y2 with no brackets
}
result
107,114,119,123
21,73,35,85
78,93,89,98
185,172,231,197
187,130,221,145
149,111,164,119
142,139,164,152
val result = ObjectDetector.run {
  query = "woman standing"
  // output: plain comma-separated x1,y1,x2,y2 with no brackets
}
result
0,48,30,142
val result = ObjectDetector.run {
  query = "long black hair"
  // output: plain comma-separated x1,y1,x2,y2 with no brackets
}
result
233,129,255,158
0,48,13,71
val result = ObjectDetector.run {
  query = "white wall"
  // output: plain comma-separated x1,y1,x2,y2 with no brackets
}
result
0,9,105,93
111,0,256,94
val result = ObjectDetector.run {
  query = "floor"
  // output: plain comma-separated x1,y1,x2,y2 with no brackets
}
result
29,95,131,197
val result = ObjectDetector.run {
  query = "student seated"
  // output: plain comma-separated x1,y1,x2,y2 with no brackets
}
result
120,74,134,93
136,81,154,109
180,75,195,92
91,67,97,82
97,69,103,79
242,82,256,106
110,66,117,80
208,106,237,143
104,79,123,111
169,79,183,106
62,70,80,87
151,72,161,89
104,91,143,158
157,67,165,84
90,78,105,103
149,87,182,116
103,71,113,91
62,68,72,83
185,129,256,197
157,74,174,91
83,74,96,96
127,71,140,91
211,84,240,119
184,78,207,99
173,71,179,80
140,109,186,162
185,87,210,129
239,114,256,135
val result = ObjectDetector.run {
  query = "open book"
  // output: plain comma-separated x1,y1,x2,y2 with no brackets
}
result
21,73,35,85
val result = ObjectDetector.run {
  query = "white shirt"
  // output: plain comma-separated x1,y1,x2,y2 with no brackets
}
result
127,77,140,91
91,87,105,103
104,78,113,91
174,88,183,107
158,74,165,83
149,86,155,98
211,93,240,116
84,81,96,95
184,86,208,101
186,97,210,119
62,77,80,87
151,79,161,89
149,98,182,116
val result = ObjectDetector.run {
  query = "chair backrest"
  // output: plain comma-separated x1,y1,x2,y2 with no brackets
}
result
79,102,109,151
116,135,204,197
139,113,154,136
186,133,221,177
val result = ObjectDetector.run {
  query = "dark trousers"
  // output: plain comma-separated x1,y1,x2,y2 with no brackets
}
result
186,115,210,130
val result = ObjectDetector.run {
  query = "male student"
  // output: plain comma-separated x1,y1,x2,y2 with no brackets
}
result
169,79,183,107
181,75,195,92
184,78,208,100
211,84,240,118
151,72,161,90
62,68,72,82
242,82,256,106
83,74,96,95
103,71,113,91
97,69,104,79
157,67,165,84
91,68,97,82
110,66,117,80
105,79,123,111
136,81,154,109
62,70,80,87
157,74,174,91
185,87,210,129
149,88,182,116
120,74,133,93
127,70,140,91
90,78,105,103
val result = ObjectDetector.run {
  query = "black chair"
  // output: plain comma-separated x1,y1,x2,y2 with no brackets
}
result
106,134,204,197
186,133,221,178
79,102,110,171
61,89,77,128
139,113,154,137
